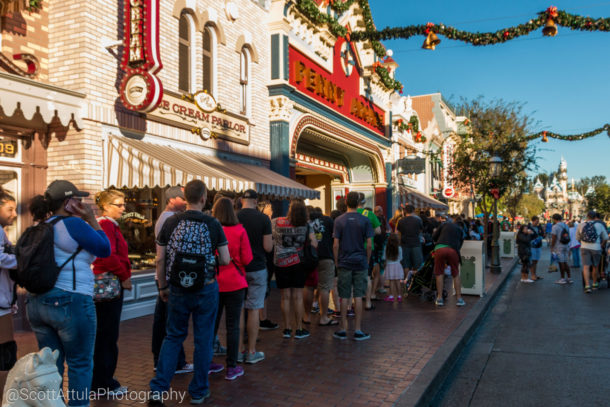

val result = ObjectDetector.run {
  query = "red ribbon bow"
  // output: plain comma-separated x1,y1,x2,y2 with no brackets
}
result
425,22,435,34
546,6,558,18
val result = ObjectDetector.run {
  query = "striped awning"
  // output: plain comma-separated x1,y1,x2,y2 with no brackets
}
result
399,186,448,211
106,136,319,200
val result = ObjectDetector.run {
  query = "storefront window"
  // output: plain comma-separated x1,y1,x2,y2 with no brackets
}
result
0,169,19,243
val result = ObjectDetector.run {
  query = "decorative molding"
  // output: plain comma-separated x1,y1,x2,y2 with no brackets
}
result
269,95,293,122
235,32,259,63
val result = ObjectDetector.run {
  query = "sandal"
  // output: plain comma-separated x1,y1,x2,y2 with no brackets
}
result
364,304,375,311
318,319,339,326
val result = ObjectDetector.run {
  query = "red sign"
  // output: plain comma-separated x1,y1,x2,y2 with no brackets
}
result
119,0,163,112
443,186,455,199
289,38,385,136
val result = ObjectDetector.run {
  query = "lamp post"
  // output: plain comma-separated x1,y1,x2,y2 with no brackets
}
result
490,156,503,274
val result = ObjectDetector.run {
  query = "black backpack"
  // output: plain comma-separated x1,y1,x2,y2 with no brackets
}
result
559,225,571,245
12,216,82,294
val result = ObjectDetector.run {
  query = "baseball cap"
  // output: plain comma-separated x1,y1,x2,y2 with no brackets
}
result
242,189,258,200
165,186,184,200
46,180,89,201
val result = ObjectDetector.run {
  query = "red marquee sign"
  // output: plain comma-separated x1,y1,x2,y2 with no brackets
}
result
119,0,163,112
289,38,385,136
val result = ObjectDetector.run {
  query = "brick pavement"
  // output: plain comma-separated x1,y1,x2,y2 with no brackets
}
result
13,258,514,406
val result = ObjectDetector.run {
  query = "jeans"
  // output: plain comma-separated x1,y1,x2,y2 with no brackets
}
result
571,247,581,268
26,287,96,406
213,289,245,368
92,292,123,391
152,294,186,369
150,282,218,399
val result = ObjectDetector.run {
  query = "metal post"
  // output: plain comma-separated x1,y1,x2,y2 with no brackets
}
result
490,196,502,273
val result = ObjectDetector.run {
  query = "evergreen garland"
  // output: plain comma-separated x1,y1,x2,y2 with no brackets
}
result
294,0,403,92
525,124,610,141
349,8,610,46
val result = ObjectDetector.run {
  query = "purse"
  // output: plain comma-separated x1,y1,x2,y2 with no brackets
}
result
93,272,121,301
301,224,319,271
93,221,122,302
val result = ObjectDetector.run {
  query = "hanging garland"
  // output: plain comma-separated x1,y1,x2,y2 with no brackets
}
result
349,7,610,46
394,116,426,143
294,0,404,92
525,124,610,142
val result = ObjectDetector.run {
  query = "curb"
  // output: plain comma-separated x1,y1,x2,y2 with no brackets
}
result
395,257,519,407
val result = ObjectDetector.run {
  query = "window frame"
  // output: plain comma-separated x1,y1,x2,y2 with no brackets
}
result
239,47,251,117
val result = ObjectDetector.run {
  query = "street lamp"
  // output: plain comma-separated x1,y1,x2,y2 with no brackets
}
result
489,156,503,274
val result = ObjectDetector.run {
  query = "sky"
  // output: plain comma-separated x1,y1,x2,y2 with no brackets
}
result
368,0,610,182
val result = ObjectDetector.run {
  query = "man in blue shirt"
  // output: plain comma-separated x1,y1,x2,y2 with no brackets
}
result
332,191,374,341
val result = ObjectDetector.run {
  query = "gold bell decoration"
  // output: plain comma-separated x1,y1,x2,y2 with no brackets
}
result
422,32,441,50
422,22,441,50
542,131,548,142
542,17,557,37
543,6,558,37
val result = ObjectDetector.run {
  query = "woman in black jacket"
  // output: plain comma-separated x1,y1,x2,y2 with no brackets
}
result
517,225,534,283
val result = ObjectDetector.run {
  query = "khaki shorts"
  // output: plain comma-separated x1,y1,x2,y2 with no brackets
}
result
317,259,335,291
337,268,367,299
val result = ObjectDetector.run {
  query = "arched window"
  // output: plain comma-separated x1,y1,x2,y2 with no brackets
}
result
240,47,250,116
202,26,215,95
178,11,195,93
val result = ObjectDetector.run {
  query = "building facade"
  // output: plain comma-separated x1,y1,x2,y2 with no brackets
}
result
533,157,585,219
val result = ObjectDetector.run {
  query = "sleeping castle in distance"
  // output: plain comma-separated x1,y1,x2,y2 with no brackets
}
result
533,157,588,220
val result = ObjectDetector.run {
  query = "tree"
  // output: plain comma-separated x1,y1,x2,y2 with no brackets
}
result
451,97,538,254
587,183,610,219
516,193,546,219
576,175,607,196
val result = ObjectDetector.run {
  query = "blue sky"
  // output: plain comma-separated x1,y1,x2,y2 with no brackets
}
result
368,0,610,181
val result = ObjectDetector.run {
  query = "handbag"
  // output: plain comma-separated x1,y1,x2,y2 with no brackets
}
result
301,224,319,271
93,272,121,301
93,220,122,301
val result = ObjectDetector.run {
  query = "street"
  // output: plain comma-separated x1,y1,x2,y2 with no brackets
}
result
435,245,610,407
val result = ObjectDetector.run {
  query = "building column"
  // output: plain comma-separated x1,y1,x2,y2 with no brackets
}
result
269,95,293,217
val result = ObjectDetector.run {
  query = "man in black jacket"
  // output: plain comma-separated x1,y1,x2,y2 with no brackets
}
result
432,216,466,307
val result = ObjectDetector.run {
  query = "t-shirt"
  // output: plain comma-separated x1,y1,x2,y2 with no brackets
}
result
157,210,227,283
237,208,272,273
333,211,374,270
155,210,178,238
357,208,381,250
311,215,334,260
271,217,308,268
577,221,608,251
397,215,423,247
551,222,570,250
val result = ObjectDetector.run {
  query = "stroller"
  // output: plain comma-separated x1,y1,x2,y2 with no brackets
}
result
405,255,448,302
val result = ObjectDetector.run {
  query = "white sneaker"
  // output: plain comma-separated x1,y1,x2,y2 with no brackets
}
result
520,279,534,283
555,278,567,285
175,363,194,374
567,278,574,284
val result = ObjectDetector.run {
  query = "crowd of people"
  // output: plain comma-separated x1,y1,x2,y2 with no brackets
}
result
0,179,608,406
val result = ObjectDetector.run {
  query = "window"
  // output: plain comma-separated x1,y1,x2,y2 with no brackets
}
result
178,12,194,93
202,27,214,94
240,47,250,116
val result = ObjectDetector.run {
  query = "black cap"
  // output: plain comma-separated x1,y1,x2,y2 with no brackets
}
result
242,189,258,200
46,180,89,201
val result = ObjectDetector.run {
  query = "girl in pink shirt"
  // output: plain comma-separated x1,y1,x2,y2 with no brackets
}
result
211,198,252,380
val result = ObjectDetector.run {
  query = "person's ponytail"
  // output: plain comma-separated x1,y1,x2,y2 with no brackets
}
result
29,194,63,222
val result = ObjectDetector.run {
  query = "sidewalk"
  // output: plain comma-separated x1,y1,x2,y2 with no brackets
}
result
13,257,516,406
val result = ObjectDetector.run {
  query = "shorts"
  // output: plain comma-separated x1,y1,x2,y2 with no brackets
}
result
275,264,308,289
581,248,602,267
317,259,335,291
433,247,459,277
337,268,367,299
401,245,423,270
553,247,569,264
245,269,267,310
304,268,318,288
531,247,541,262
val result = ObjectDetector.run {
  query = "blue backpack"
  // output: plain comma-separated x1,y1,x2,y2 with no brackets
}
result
581,222,598,244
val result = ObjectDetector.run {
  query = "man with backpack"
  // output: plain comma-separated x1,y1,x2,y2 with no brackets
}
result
577,211,608,293
550,214,572,285
149,180,230,405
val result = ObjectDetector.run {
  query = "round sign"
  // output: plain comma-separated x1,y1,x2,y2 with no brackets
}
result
443,186,455,199
194,91,217,113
